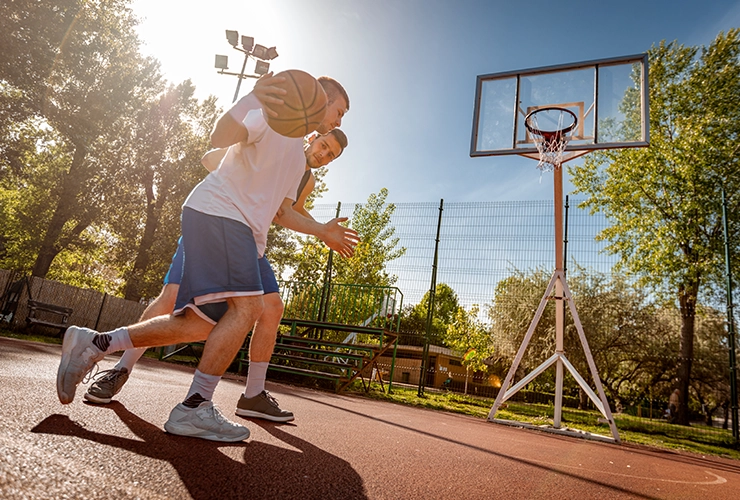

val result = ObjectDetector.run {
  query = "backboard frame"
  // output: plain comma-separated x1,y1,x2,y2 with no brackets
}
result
470,53,649,158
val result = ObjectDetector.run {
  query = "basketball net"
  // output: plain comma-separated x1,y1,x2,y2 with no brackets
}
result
528,114,573,172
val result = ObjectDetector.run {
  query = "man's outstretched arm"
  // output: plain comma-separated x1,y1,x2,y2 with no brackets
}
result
274,197,359,258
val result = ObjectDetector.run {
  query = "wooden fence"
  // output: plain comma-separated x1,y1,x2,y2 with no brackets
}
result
0,269,146,334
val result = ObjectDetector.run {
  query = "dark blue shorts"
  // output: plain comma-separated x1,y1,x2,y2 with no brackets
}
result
163,236,184,285
173,208,279,323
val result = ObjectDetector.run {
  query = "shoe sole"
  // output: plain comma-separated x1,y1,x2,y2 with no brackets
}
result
235,408,295,422
83,392,112,404
57,327,85,404
164,421,250,442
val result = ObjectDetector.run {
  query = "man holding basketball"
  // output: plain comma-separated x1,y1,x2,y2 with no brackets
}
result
83,128,348,425
56,73,353,442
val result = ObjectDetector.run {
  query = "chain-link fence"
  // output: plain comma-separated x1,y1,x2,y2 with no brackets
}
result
310,197,738,446
1,197,737,446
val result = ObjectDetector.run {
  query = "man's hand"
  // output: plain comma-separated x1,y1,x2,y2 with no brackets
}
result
253,72,287,118
320,217,360,258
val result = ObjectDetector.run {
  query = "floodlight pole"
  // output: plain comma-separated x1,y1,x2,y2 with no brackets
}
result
233,51,250,103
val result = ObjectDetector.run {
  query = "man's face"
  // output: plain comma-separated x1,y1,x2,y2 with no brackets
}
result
316,96,348,134
305,134,342,169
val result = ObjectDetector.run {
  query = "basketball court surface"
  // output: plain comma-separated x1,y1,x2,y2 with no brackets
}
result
1,336,739,499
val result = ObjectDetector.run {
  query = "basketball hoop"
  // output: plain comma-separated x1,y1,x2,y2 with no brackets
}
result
524,107,578,172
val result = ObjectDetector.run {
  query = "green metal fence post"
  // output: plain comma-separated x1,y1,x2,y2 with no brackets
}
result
563,195,570,276
317,201,341,335
721,188,739,442
418,199,443,397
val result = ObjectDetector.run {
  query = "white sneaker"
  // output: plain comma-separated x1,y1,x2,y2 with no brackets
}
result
164,401,251,442
57,326,105,404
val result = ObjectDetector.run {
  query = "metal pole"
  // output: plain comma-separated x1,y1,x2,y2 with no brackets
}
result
418,199,444,396
553,167,565,427
563,195,570,276
318,202,341,325
721,188,739,441
233,51,250,103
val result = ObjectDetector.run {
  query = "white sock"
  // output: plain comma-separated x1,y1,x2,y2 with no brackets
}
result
106,327,134,353
185,370,221,401
244,361,268,399
115,347,147,372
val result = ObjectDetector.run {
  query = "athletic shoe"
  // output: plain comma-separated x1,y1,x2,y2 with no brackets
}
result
164,401,251,442
57,326,106,404
235,390,295,422
84,367,130,404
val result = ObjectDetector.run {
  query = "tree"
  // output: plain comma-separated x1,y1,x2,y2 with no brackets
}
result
487,266,681,408
110,81,219,301
400,283,461,346
570,30,740,424
0,0,162,278
444,304,494,394
291,187,406,286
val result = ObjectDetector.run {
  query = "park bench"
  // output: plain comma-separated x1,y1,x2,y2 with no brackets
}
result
26,299,73,335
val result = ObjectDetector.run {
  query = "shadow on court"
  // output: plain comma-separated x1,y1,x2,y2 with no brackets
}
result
31,402,366,500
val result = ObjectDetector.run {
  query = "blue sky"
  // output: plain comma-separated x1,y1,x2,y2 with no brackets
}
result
131,0,740,206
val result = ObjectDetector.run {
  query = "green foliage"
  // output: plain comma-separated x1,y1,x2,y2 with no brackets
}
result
0,0,163,281
444,304,494,374
487,265,732,416
333,188,406,286
108,80,219,300
400,283,461,345
291,188,406,287
0,2,218,298
569,30,740,423
571,31,740,294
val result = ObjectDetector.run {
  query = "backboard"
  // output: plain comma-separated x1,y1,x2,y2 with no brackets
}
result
470,54,649,161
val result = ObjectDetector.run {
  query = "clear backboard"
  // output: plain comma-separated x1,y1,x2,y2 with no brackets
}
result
470,54,649,161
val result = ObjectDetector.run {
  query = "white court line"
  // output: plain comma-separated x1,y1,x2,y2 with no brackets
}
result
524,458,728,485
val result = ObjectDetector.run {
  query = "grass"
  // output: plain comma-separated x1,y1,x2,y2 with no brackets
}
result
4,328,738,460
350,382,740,460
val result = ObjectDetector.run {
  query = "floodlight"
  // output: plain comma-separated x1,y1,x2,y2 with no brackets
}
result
251,44,268,60
214,54,228,70
265,46,279,60
225,30,239,47
241,36,254,52
255,60,270,76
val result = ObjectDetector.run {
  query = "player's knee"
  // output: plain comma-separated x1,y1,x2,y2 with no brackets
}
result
263,293,284,318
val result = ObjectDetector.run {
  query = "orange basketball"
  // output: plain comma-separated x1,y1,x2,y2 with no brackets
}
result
264,70,327,138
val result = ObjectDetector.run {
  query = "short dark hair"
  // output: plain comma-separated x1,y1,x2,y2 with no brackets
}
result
328,128,348,158
318,76,350,111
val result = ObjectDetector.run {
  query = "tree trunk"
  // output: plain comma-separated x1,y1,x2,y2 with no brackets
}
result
676,281,698,426
579,387,587,410
31,144,88,277
123,179,163,301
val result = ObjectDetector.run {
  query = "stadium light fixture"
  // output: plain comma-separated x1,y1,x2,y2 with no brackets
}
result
255,60,270,76
251,44,268,60
214,55,228,70
240,35,254,52
265,47,279,60
226,30,239,47
216,30,279,102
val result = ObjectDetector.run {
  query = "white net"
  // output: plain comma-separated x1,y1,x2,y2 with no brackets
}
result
527,109,575,172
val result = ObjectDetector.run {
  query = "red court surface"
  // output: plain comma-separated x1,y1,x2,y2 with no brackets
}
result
1,335,739,499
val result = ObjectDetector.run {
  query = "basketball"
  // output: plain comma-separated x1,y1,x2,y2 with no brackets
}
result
264,70,327,138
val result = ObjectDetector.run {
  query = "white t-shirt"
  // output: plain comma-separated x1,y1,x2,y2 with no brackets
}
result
183,93,304,257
